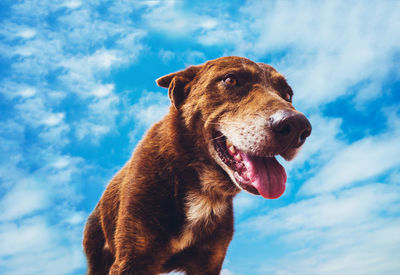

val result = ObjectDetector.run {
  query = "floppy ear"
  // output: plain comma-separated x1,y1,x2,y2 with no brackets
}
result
156,65,201,109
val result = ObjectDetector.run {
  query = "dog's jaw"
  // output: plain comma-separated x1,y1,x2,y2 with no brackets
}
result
209,129,288,199
208,139,244,194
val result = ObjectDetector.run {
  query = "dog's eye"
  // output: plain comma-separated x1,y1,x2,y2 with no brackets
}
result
284,93,292,102
223,75,237,87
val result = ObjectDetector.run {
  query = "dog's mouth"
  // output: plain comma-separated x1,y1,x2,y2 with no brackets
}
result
213,131,286,199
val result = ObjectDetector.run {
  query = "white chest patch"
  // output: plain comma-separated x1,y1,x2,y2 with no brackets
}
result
185,192,228,224
170,192,228,253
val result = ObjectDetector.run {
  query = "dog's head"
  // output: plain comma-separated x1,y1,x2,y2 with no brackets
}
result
157,56,311,199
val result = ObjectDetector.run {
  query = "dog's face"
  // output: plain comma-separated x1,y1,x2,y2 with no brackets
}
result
157,57,311,199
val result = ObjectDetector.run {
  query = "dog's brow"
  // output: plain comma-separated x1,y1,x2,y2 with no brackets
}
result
270,70,285,81
242,64,259,74
218,63,261,78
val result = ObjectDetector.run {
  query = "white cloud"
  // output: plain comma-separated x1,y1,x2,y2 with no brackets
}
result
39,123,71,146
12,96,70,146
233,192,260,216
59,49,121,97
142,1,193,35
300,129,400,196
62,0,82,9
0,218,53,257
237,0,400,108
91,83,114,97
18,87,36,97
183,50,207,66
141,1,249,58
15,95,69,144
132,91,170,127
74,92,120,142
76,121,111,142
0,217,85,275
157,49,208,67
65,211,85,225
1,0,146,144
245,184,400,234
17,28,36,39
159,49,176,63
42,112,65,126
0,181,49,221
0,84,38,98
0,119,87,274
0,176,86,274
241,183,400,274
0,173,86,274
142,1,236,44
258,220,400,275
124,91,170,145
51,155,75,169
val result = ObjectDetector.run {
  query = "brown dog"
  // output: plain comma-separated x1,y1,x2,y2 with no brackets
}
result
83,56,311,275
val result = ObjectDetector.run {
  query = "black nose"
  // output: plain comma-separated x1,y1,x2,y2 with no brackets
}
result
271,111,312,148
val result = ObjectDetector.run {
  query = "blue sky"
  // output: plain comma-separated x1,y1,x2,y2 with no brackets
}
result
0,1,400,274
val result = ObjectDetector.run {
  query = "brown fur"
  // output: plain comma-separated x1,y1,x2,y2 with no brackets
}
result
83,56,310,275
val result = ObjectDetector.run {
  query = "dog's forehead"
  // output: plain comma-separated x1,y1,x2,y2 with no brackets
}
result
205,57,263,75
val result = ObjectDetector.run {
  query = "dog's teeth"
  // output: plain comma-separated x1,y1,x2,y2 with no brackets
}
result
246,171,252,180
226,139,233,148
234,154,242,161
228,145,236,154
234,171,244,181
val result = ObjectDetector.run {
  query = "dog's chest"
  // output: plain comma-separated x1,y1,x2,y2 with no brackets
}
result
170,193,229,252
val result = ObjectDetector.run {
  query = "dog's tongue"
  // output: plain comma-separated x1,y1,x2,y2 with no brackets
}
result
241,154,287,199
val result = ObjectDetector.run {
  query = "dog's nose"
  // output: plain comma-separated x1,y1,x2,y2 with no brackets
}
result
271,111,312,148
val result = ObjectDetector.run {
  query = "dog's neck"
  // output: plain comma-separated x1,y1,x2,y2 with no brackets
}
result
161,109,240,198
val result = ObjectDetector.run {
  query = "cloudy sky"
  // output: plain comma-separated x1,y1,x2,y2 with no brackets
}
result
1,1,399,274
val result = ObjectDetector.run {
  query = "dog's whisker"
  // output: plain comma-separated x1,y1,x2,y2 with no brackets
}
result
210,134,225,141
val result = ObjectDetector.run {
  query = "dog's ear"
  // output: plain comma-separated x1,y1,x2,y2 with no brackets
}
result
156,65,201,109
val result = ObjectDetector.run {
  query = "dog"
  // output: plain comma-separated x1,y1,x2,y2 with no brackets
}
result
83,56,311,275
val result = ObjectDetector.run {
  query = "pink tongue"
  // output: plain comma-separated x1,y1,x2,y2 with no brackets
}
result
241,154,287,199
